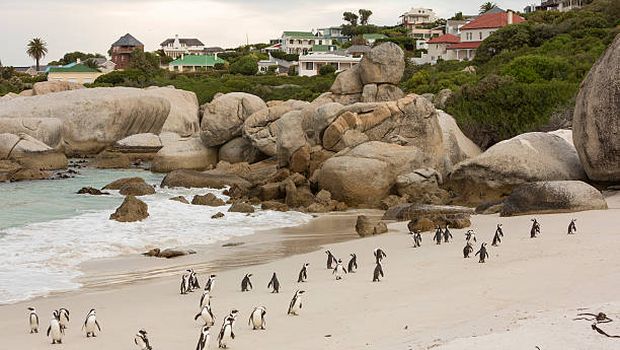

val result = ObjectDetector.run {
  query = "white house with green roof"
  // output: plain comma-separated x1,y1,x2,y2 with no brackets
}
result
281,31,333,55
47,63,103,84
168,54,227,72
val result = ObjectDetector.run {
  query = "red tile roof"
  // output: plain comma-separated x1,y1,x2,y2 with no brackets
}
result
460,12,525,30
427,34,461,44
447,41,483,50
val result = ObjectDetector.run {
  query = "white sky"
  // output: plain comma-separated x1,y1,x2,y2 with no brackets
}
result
0,0,531,66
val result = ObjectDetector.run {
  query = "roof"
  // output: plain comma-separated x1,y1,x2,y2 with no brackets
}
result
48,63,100,73
311,45,335,52
282,31,317,39
346,45,371,54
169,55,227,66
299,53,361,63
427,34,461,44
485,6,506,14
460,12,525,30
363,33,388,40
160,38,204,47
447,41,483,50
112,33,144,47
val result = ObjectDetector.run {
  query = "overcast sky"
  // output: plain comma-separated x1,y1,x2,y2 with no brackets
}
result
0,0,531,66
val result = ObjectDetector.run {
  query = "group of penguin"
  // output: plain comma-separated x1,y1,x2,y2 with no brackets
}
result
27,307,101,345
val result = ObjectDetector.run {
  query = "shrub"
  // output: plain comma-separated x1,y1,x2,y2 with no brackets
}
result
501,55,570,83
230,56,258,76
319,64,337,76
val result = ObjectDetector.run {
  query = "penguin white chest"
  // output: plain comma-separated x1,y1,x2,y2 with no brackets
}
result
221,325,232,345
29,314,38,329
85,316,97,332
292,297,302,314
50,320,62,340
201,308,214,325
251,311,263,328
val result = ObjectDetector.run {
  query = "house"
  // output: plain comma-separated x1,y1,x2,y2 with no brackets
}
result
345,45,371,57
258,54,297,74
167,54,227,72
160,35,223,59
362,33,388,45
423,34,461,64
298,52,361,77
446,19,469,35
281,31,332,55
13,66,47,76
535,0,584,12
47,63,103,84
317,27,349,44
84,58,116,73
400,8,438,31
110,33,144,70
409,28,443,40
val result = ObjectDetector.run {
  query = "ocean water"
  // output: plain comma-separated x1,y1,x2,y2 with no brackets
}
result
0,169,311,304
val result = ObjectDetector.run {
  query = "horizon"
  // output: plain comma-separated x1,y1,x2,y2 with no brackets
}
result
1,0,531,66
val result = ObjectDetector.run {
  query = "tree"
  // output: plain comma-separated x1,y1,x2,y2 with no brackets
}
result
451,12,465,20
359,9,373,25
128,50,161,77
319,64,337,76
480,2,496,13
26,38,48,72
343,11,359,26
230,55,258,75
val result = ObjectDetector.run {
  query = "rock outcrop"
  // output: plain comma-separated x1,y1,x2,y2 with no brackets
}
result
0,117,64,150
218,137,263,164
0,133,68,173
94,133,164,168
384,204,474,229
436,111,481,169
109,195,149,222
145,86,200,136
103,177,148,190
228,201,255,213
572,33,620,182
191,193,225,206
151,136,218,173
359,42,405,85
500,181,608,217
32,81,84,95
118,181,156,196
355,215,389,237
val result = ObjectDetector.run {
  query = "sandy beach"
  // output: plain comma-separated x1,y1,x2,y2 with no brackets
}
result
1,193,619,350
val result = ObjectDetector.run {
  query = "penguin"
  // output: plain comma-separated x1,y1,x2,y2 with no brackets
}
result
530,219,541,238
443,225,453,243
82,308,101,338
287,290,305,315
200,290,212,309
568,219,577,235
217,317,235,349
194,304,216,327
204,274,217,293
58,308,70,331
492,224,504,246
28,307,39,334
248,306,267,330
325,250,337,269
465,230,476,243
433,226,443,245
347,253,358,273
373,248,387,264
196,326,211,350
411,230,422,248
181,270,191,295
267,272,280,293
190,269,201,291
333,259,347,280
134,329,152,350
223,309,239,330
297,263,309,283
372,262,384,282
241,273,253,292
463,242,474,258
475,243,489,263
47,310,64,344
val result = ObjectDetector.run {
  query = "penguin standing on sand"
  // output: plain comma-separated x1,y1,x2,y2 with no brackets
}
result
196,326,211,350
195,304,216,327
267,272,280,293
530,219,541,238
333,259,347,280
241,273,253,292
28,307,39,334
47,310,64,344
568,219,577,235
134,329,152,350
218,317,235,348
204,274,216,293
248,306,267,330
190,269,201,291
180,270,191,295
475,243,489,263
288,290,305,316
297,263,309,283
465,230,476,243
372,262,384,282
492,224,504,246
434,226,443,245
82,308,101,338
411,231,422,248
373,248,387,264
325,250,338,269
58,308,70,331
347,254,358,273
463,242,474,258
443,225,453,243
200,290,212,308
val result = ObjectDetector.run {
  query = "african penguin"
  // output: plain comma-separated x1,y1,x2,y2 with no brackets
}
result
200,290,212,309
58,308,70,330
297,263,309,283
530,218,541,238
475,243,489,263
325,250,337,269
372,262,384,282
204,274,217,293
373,248,387,264
465,230,476,243
241,273,253,292
196,326,211,350
492,224,504,246
248,306,267,330
83,308,101,338
189,269,201,291
568,219,577,235
267,272,280,293
287,290,305,316
47,310,64,344
411,231,422,248
443,225,453,243
218,317,235,349
28,307,39,334
195,304,216,327
434,226,443,245
180,270,191,295
347,254,358,273
134,329,152,350
463,242,474,258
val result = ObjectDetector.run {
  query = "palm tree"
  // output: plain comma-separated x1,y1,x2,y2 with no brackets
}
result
26,38,48,72
480,2,496,13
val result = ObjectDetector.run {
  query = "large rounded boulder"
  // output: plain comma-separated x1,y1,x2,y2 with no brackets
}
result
151,136,218,173
145,86,200,136
0,117,64,150
219,137,263,164
32,81,84,95
572,33,620,182
0,133,67,170
200,92,267,147
358,42,405,85
436,111,482,170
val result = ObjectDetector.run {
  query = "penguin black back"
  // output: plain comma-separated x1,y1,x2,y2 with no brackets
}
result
268,272,280,293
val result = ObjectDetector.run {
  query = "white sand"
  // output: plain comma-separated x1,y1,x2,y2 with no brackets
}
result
1,193,619,350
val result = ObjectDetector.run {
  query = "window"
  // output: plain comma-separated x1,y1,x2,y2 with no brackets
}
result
289,40,294,44
479,32,483,40
318,40,322,45
305,62,314,70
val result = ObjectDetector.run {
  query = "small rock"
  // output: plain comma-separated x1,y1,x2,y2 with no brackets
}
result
77,187,109,195
211,212,225,219
228,201,255,213
157,248,196,259
192,193,226,206
119,182,156,196
261,201,289,212
110,195,149,222
169,196,189,204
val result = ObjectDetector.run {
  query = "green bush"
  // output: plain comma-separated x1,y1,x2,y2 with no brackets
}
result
319,64,337,76
501,55,570,83
230,56,258,76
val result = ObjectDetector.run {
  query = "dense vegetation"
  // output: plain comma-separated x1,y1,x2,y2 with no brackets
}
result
402,0,620,148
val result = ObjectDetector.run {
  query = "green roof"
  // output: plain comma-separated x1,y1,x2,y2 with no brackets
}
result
283,31,317,39
169,55,227,67
312,45,333,52
48,64,99,73
363,33,388,40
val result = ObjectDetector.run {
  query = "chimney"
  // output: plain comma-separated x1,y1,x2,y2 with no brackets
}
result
507,10,514,25
76,58,81,64
214,52,218,60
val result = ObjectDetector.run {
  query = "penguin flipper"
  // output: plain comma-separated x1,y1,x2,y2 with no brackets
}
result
95,320,101,331
47,326,51,337
194,313,201,321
